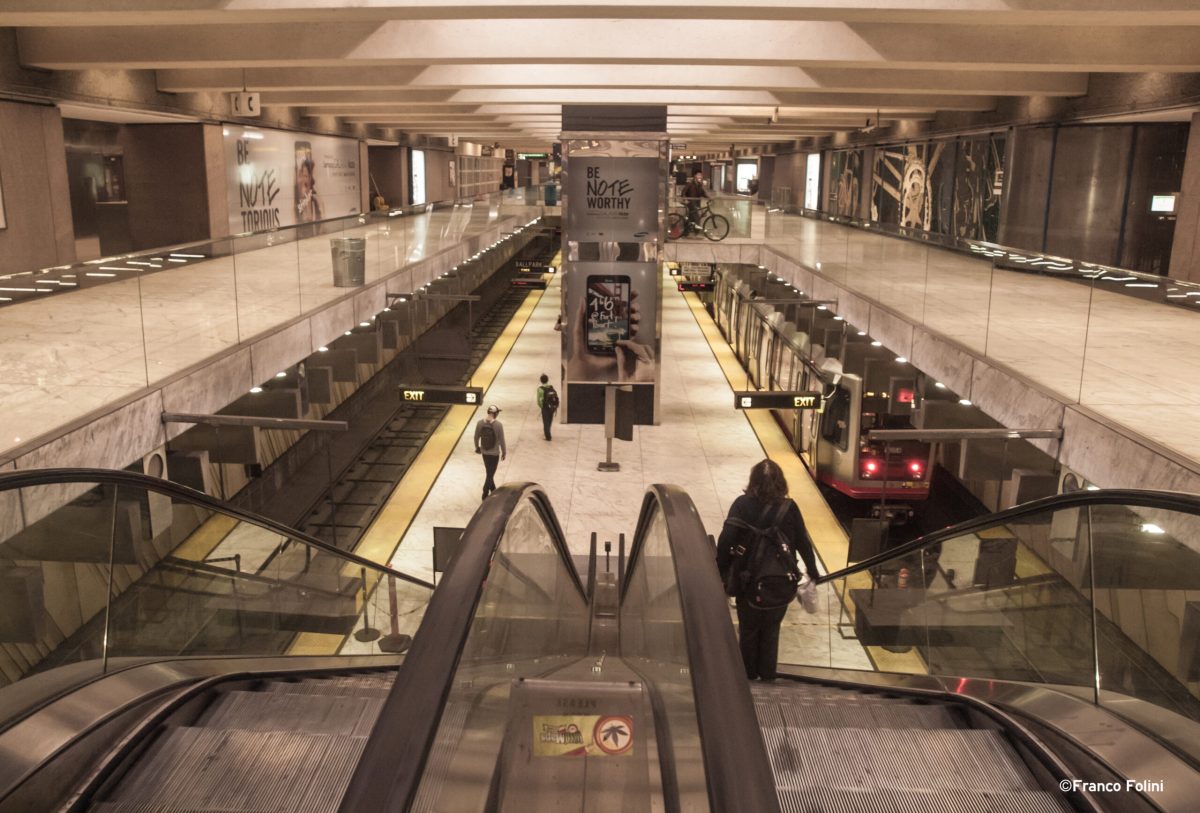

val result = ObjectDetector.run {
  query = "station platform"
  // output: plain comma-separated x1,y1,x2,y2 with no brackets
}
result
338,265,872,670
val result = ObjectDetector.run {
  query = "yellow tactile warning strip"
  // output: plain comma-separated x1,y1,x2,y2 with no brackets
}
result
171,512,238,562
679,289,927,676
287,262,550,655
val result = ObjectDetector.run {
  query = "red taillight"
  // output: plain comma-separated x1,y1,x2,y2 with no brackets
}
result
908,460,924,478
861,459,879,478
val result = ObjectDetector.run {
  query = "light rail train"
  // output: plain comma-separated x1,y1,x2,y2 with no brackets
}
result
711,264,933,514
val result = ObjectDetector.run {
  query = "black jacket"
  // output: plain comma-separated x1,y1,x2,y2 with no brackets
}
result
716,494,820,587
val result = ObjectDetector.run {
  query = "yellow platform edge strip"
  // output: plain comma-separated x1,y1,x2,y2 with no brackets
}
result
679,289,926,676
289,275,548,655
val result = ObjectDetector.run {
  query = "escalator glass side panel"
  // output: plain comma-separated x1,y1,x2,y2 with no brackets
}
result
1088,503,1200,765
620,503,708,812
409,495,588,810
0,469,429,731
786,490,1200,769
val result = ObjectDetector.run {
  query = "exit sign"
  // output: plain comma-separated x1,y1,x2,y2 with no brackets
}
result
399,385,483,405
734,391,823,410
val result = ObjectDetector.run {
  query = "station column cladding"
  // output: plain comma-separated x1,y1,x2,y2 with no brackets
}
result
559,105,668,425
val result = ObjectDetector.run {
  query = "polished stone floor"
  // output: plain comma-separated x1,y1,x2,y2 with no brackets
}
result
343,268,872,669
0,203,512,460
763,213,1200,470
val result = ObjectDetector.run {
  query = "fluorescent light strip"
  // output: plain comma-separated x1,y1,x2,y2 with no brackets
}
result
86,272,117,278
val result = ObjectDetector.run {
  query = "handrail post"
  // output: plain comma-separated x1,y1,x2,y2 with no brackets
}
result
379,573,412,654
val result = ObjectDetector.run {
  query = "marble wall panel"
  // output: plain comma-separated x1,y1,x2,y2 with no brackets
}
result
353,284,387,325
865,307,914,359
969,361,1066,456
0,460,22,544
250,320,313,385
835,292,872,336
1061,408,1200,498
309,298,356,352
161,348,254,440
16,392,167,523
909,328,975,399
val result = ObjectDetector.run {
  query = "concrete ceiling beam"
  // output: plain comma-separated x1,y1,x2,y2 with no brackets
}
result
19,20,1200,71
5,1,1198,27
156,64,1089,96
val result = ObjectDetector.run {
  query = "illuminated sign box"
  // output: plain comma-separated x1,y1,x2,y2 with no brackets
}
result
518,263,556,274
734,391,823,410
678,281,715,292
1150,194,1178,214
511,276,548,289
399,385,483,405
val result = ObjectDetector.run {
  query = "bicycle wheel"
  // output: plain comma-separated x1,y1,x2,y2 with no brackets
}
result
702,213,730,241
667,212,686,241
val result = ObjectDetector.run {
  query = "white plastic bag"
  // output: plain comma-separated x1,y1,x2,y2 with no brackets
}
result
797,574,818,614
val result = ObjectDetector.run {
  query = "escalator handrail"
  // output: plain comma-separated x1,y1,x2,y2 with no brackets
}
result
623,484,782,813
0,467,434,589
337,482,582,813
814,487,1200,585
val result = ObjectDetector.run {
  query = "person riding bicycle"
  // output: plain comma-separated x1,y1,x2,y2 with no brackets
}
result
682,170,708,235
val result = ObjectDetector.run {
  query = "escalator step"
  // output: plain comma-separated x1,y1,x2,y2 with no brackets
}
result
756,698,961,730
762,727,1039,794
777,787,1071,813
264,675,394,697
97,728,366,813
202,691,384,737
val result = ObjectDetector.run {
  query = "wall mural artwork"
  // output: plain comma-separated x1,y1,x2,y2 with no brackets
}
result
953,134,1006,243
827,149,863,217
871,142,955,233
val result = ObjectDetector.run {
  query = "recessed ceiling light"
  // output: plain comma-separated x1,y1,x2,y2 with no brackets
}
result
959,399,972,406
249,386,263,394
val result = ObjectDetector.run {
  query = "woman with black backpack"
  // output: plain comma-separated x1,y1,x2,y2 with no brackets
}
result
717,459,820,681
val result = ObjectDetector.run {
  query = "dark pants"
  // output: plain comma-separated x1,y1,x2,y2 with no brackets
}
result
735,599,789,681
482,453,500,499
541,407,555,440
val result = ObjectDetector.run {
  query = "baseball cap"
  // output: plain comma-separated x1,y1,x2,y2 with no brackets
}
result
486,405,501,415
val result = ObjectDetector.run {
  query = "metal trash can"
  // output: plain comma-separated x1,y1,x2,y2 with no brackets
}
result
330,237,366,287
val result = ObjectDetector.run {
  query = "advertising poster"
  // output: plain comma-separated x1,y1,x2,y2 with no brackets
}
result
224,125,360,234
563,261,658,384
564,157,660,243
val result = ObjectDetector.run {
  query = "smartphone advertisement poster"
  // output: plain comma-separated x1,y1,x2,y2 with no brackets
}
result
564,261,657,385
564,157,660,243
224,125,361,234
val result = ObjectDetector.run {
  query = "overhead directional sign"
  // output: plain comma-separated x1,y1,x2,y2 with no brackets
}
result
400,385,483,405
734,390,823,410
518,263,555,274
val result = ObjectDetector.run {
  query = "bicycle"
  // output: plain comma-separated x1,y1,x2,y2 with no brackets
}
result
668,202,730,242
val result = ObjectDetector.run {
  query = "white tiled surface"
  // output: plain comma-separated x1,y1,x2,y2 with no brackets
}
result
764,213,1200,470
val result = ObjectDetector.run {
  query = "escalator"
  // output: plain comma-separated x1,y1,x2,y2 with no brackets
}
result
0,471,1198,811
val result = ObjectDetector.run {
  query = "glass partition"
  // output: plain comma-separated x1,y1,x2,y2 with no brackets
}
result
0,197,512,463
410,496,588,811
758,209,1200,469
781,493,1200,766
0,472,430,723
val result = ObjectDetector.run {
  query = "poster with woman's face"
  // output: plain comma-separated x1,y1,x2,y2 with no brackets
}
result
294,141,322,223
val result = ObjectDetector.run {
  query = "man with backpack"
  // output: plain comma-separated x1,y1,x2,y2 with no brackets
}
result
717,459,820,681
474,405,507,500
536,373,559,441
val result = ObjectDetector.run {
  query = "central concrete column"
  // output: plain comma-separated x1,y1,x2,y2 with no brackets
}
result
1168,112,1200,283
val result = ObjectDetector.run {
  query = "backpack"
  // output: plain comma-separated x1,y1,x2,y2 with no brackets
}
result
542,385,559,412
478,421,497,452
723,501,801,610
